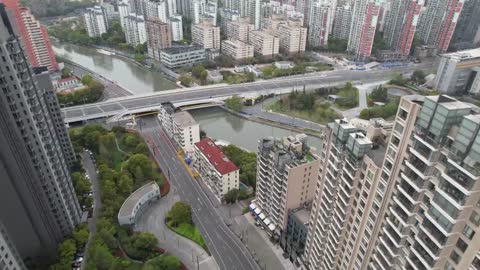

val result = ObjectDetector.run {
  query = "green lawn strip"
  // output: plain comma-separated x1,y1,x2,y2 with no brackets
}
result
167,222,207,250
266,100,337,125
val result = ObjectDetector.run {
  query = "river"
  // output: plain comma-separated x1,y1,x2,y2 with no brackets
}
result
190,107,322,152
52,41,177,94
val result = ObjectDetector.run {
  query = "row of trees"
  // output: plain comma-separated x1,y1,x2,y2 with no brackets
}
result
262,64,306,79
389,70,427,87
57,74,104,107
221,145,257,189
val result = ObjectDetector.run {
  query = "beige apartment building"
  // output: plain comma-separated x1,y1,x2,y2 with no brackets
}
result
252,134,320,237
221,39,254,61
249,30,279,58
226,17,254,43
146,18,172,61
304,95,480,270
277,17,307,55
192,18,220,49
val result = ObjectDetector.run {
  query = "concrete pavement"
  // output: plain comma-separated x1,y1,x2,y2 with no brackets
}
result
342,81,388,119
138,116,260,270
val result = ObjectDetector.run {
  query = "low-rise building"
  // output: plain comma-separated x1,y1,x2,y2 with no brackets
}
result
221,39,254,61
158,103,200,152
274,61,294,69
192,18,221,49
434,48,480,95
53,76,86,93
248,30,279,58
193,138,240,201
118,182,160,226
160,46,206,69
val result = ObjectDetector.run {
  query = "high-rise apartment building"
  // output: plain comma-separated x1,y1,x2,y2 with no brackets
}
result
383,0,424,56
368,95,480,270
249,30,279,58
226,17,254,43
277,17,307,54
332,4,352,40
191,0,205,24
0,224,26,270
124,14,147,46
221,39,254,60
145,0,168,22
347,0,381,60
0,5,81,265
84,5,109,37
2,0,58,71
169,14,183,41
451,0,480,50
204,0,218,26
192,18,220,49
247,0,261,29
417,0,465,53
253,134,320,236
118,2,130,28
304,118,393,270
146,18,172,60
307,1,331,48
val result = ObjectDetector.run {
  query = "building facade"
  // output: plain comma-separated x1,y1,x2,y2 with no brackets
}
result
383,0,424,56
146,18,172,61
451,0,480,50
118,2,130,29
0,6,81,266
221,39,254,60
169,14,183,41
84,5,109,37
194,138,240,201
277,17,307,54
0,224,26,270
307,1,331,48
192,18,220,49
433,48,480,95
2,0,58,71
226,17,254,43
145,0,168,22
160,46,206,68
347,0,381,60
417,0,465,53
118,182,160,226
332,4,352,40
124,14,147,46
249,30,279,58
254,134,320,237
158,103,200,151
280,206,311,265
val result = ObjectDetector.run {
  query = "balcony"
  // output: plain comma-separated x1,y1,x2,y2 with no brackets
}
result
391,205,410,224
406,255,427,270
416,232,440,258
412,243,435,268
420,219,447,246
445,161,476,190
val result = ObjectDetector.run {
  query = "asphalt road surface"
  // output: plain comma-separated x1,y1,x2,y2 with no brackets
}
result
138,116,261,270
61,63,435,123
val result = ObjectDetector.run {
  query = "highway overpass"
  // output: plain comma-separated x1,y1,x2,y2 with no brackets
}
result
61,64,434,123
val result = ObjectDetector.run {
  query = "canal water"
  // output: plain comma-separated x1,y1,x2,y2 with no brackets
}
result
190,107,322,152
52,42,177,94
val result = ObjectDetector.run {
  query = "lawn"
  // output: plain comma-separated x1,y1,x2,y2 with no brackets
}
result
267,99,340,125
167,222,207,250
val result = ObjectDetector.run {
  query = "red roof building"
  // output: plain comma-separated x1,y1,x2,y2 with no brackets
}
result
194,138,238,175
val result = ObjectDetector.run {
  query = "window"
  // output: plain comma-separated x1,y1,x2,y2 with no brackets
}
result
463,225,475,240
455,238,467,253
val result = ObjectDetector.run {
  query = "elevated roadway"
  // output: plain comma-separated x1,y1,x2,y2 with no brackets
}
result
61,63,434,123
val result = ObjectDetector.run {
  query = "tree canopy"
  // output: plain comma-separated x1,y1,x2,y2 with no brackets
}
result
225,95,244,112
168,202,192,227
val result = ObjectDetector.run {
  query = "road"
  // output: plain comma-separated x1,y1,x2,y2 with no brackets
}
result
138,116,260,270
61,63,435,123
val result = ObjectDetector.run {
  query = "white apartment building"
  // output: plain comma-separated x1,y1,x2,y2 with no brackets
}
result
145,0,168,22
277,17,307,54
304,118,393,270
124,14,147,46
191,0,206,24
332,4,352,40
249,30,279,58
192,18,220,49
226,17,254,42
194,138,240,201
434,48,480,95
158,103,200,152
205,0,218,26
0,224,26,270
118,2,130,29
221,39,254,60
169,14,184,41
253,134,320,236
307,1,332,48
247,0,261,29
101,3,115,20
84,6,109,37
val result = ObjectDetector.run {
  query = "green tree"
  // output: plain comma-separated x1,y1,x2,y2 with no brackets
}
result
225,95,244,112
123,134,140,149
61,67,71,78
369,86,388,102
191,65,206,78
168,201,192,226
223,189,239,204
411,70,426,85
73,227,89,246
123,154,153,179
135,53,146,63
179,74,193,87
71,172,91,196
91,243,114,270
199,70,208,85
389,73,408,86
132,232,158,256
143,255,182,270
58,239,76,265
135,142,149,155
214,55,235,67
81,74,93,85
134,166,145,184
118,173,134,195
246,72,256,82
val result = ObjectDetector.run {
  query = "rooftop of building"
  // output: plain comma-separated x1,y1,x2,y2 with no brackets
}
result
441,47,480,60
195,138,239,175
162,46,205,54
173,111,197,127
118,182,159,218
222,39,250,48
259,134,318,166
291,206,311,225
366,144,387,167
56,76,80,84
250,30,275,37
426,95,472,110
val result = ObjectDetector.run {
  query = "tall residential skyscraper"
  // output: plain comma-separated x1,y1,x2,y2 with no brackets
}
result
368,95,480,270
0,223,26,270
2,0,58,71
169,14,183,41
84,5,109,37
383,0,424,56
277,17,307,54
304,118,393,270
347,0,381,60
451,0,480,50
332,4,352,40
307,0,331,48
247,0,261,30
118,2,130,28
417,0,465,53
146,18,172,60
253,134,320,236
145,0,168,22
0,4,81,266
124,14,147,46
